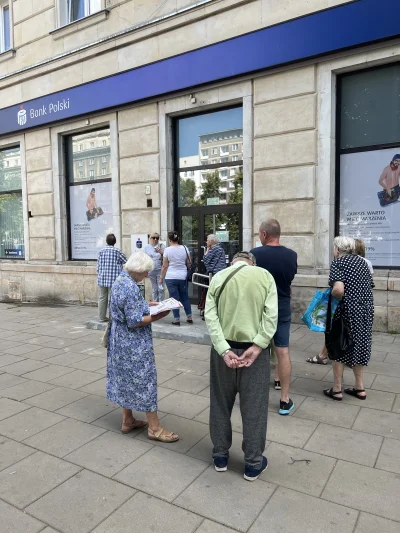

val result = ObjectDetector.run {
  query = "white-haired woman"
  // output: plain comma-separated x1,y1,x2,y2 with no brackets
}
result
107,251,179,442
324,236,374,402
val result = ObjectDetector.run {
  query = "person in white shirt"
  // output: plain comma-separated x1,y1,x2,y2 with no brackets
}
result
144,233,165,302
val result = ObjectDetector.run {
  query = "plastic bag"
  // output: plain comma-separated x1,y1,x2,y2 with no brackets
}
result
301,289,339,332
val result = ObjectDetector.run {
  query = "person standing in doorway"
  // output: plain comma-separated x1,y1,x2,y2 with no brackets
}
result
251,219,297,415
144,233,165,302
97,233,127,322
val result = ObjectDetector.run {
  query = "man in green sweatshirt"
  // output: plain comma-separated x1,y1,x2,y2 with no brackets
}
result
205,251,278,481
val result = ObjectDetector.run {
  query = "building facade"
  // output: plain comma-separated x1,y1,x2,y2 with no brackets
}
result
0,0,399,331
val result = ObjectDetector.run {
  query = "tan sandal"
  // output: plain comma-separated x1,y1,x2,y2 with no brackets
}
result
148,427,179,443
121,419,147,434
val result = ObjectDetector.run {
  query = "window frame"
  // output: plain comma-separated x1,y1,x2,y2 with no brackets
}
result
58,0,103,28
0,2,11,54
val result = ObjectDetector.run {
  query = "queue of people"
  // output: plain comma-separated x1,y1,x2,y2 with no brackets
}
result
97,220,375,482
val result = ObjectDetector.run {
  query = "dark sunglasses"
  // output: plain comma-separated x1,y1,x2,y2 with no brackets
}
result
151,236,159,240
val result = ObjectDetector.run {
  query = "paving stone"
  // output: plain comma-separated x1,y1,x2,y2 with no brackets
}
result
25,387,88,411
0,397,31,420
155,354,210,375
48,369,103,389
37,528,60,533
354,512,400,533
157,368,182,384
158,391,210,418
322,460,400,521
323,368,376,388
68,358,107,372
23,347,67,361
175,466,276,532
365,360,400,377
198,386,210,398
92,492,202,533
0,354,26,367
78,377,106,396
115,446,208,501
2,343,49,356
0,436,36,471
0,451,80,509
267,412,318,447
293,397,360,428
44,353,91,366
384,352,400,363
174,345,211,361
0,407,65,441
352,407,400,440
158,386,175,400
65,430,153,477
22,365,76,382
61,343,106,357
260,442,336,496
0,380,55,401
0,373,28,391
26,336,82,349
26,469,134,533
305,423,383,467
91,408,152,434
55,394,117,423
162,373,210,394
0,339,25,351
0,498,45,533
24,418,107,458
136,414,209,454
375,437,400,474
371,374,400,393
1,359,49,376
393,394,400,413
248,486,358,533
290,361,331,380
195,520,239,533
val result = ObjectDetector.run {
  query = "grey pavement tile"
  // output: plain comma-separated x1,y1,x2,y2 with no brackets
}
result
2,343,48,356
195,520,240,533
174,345,211,361
352,407,400,440
0,397,31,420
0,339,26,351
22,364,76,382
65,430,153,477
289,340,314,352
371,374,400,393
286,349,328,364
39,528,61,533
0,380,55,401
0,499,45,533
0,354,26,367
0,407,65,441
136,414,209,454
305,423,383,467
354,512,400,533
393,394,400,413
267,412,318,448
293,397,360,428
162,373,210,394
157,368,182,384
375,437,400,474
198,386,210,398
56,394,117,423
0,436,36,472
23,347,68,361
175,465,276,532
1,359,49,376
365,360,400,377
92,492,202,533
378,342,400,354
158,386,175,400
48,369,103,389
248,486,358,533
290,361,331,380
0,451,80,509
27,469,134,533
25,387,88,411
260,442,336,497
0,331,44,343
62,343,107,357
26,336,82,349
0,373,28,391
67,357,106,371
322,460,400,521
158,391,210,418
384,352,400,363
44,352,91,366
78,377,106,396
156,354,210,375
369,350,388,362
324,368,376,388
115,446,209,501
24,418,107,458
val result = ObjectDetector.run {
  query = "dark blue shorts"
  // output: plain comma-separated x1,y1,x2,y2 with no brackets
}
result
273,314,291,348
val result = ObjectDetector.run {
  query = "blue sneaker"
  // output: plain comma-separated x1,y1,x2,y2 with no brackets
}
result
213,457,228,472
244,456,268,481
279,398,294,415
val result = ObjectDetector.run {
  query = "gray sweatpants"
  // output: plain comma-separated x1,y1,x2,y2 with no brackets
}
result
209,346,270,469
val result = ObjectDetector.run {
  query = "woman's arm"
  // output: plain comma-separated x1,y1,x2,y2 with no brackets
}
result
132,310,169,328
332,281,344,299
160,257,168,282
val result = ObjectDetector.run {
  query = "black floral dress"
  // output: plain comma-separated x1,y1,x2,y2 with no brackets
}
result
329,254,374,367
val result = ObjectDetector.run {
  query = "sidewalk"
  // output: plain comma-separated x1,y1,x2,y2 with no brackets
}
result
0,302,399,533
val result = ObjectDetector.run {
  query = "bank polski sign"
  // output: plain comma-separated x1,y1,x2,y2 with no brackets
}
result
17,99,71,127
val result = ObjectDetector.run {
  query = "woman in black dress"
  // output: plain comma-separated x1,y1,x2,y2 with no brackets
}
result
324,236,374,401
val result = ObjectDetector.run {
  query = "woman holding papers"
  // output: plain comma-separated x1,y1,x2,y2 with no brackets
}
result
106,251,179,442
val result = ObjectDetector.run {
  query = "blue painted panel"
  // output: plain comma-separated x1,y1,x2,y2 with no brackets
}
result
0,0,399,136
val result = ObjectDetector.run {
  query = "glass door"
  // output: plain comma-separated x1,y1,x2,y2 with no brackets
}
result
181,213,200,300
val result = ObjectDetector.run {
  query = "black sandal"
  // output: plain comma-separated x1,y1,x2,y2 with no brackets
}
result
172,321,180,326
186,318,193,324
344,388,366,400
323,388,342,401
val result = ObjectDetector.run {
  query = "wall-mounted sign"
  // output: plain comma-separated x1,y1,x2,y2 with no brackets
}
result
207,198,220,206
131,234,149,254
216,230,229,242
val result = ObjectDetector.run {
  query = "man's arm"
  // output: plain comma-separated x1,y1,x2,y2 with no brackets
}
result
252,275,278,349
119,250,127,266
204,278,230,356
379,168,389,190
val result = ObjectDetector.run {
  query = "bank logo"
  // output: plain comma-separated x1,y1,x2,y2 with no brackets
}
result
17,105,27,126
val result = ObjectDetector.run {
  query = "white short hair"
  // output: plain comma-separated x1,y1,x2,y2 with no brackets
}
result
124,251,154,273
333,236,355,255
207,234,219,244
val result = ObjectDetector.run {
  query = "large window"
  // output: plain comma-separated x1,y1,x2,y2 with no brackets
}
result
0,3,10,53
338,64,400,267
60,0,102,26
66,128,112,260
0,146,24,259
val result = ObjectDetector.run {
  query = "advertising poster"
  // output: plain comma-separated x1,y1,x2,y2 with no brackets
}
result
69,182,113,260
340,148,400,267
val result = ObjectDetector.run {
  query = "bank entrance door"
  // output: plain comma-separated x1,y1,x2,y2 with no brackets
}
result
179,205,242,301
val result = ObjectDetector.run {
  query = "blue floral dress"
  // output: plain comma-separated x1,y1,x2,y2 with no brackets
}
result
106,270,157,412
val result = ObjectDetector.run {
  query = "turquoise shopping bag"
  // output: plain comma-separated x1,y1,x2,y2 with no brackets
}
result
301,289,339,332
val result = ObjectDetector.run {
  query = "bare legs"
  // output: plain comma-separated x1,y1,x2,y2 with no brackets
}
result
352,365,366,397
122,408,178,439
332,361,344,399
274,346,292,403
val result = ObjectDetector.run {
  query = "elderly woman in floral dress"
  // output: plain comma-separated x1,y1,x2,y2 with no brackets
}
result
107,251,179,442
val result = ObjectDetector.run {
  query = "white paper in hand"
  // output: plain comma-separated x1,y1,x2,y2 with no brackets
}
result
149,298,183,316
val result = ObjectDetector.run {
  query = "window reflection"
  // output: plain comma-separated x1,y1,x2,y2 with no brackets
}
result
69,129,111,184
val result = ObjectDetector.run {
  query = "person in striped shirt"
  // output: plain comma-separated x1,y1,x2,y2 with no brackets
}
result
203,234,226,275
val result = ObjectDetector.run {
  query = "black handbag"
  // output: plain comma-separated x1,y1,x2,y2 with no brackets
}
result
325,292,354,361
184,246,196,282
